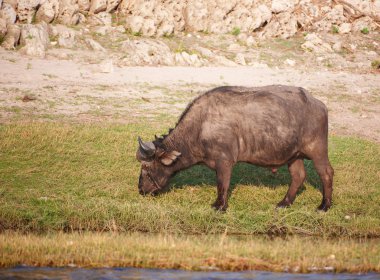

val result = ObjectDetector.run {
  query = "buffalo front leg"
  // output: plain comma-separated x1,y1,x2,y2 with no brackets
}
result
212,160,233,211
277,159,306,208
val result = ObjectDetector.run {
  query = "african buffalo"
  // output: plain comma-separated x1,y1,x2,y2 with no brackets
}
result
136,85,334,211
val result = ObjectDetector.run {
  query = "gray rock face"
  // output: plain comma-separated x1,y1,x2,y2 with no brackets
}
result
19,22,49,57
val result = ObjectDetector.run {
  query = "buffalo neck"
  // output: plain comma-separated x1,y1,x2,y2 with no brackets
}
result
162,124,199,173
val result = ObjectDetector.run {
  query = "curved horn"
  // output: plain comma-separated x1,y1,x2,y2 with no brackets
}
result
138,136,156,157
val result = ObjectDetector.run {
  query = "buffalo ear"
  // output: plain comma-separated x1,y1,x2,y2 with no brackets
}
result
160,150,181,166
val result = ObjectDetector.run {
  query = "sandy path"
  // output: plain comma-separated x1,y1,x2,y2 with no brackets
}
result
1,50,379,142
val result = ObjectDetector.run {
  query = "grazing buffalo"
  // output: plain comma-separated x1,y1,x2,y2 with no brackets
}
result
136,85,334,211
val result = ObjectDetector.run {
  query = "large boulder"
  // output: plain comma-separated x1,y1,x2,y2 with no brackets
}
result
57,0,80,25
35,0,59,23
17,0,41,23
19,22,50,57
78,0,90,12
1,23,20,49
0,2,16,24
89,0,106,14
261,11,298,39
107,0,121,12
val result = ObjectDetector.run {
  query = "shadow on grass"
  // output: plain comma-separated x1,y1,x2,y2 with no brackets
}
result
168,160,321,194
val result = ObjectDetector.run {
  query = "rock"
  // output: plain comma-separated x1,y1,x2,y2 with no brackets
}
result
184,0,209,32
19,23,50,57
99,59,113,73
332,41,342,52
285,58,296,66
271,0,298,13
195,46,214,58
89,0,107,14
175,51,204,66
228,43,244,52
107,0,121,12
35,0,59,23
115,25,126,33
87,11,112,26
251,4,272,31
57,0,80,25
121,38,174,66
78,0,90,12
235,53,246,65
0,2,16,24
125,15,144,35
301,33,332,53
92,25,112,35
141,18,156,37
17,0,40,23
339,22,351,34
261,11,298,39
57,26,76,48
352,16,377,33
1,23,20,49
213,55,238,66
85,38,105,52
315,5,346,31
0,17,6,37
246,36,256,47
156,22,175,37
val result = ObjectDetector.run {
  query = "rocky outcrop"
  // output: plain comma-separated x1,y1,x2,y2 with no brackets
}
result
19,22,50,57
1,23,20,49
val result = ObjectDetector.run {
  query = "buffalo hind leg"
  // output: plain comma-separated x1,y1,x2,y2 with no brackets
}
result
212,160,233,211
277,159,306,208
313,159,334,211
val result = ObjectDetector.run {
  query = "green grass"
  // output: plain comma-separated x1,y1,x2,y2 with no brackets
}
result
0,232,379,272
0,123,379,237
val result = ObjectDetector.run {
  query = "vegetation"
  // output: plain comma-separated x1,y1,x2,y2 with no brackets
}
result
0,122,379,237
231,27,241,36
0,232,379,272
331,25,339,34
361,27,369,35
371,60,380,69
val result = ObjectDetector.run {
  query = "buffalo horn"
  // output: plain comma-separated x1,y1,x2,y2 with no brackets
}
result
138,136,156,157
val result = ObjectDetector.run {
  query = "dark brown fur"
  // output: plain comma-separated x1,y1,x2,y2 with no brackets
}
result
136,85,334,211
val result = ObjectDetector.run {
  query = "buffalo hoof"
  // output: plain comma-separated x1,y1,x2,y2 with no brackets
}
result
211,201,228,212
276,199,292,209
317,203,331,212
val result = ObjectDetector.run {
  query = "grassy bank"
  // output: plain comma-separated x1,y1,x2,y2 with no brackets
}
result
1,232,379,272
0,122,379,237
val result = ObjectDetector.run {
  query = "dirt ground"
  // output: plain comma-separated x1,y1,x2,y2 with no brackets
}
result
0,47,379,142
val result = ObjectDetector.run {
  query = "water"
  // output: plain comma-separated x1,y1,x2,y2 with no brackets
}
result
0,267,378,280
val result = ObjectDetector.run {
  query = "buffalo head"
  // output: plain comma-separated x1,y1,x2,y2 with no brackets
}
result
136,136,181,195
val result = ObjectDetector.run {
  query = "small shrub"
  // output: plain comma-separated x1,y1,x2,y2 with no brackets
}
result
331,25,339,34
371,60,380,69
361,27,369,34
231,27,241,36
